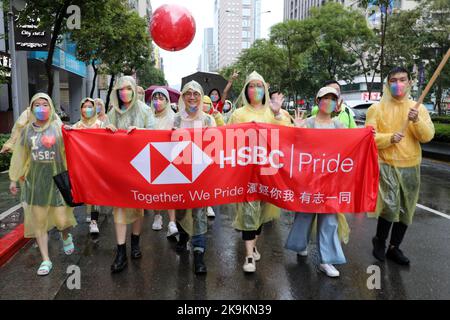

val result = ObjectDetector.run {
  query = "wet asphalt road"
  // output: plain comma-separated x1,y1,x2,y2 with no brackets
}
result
0,158,449,300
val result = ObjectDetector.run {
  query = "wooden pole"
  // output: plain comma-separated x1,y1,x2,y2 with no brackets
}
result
401,48,450,133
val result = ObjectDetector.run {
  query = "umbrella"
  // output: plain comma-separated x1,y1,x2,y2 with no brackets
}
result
145,85,181,104
181,72,228,97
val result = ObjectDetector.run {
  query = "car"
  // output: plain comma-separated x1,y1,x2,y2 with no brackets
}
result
344,100,378,127
424,103,438,116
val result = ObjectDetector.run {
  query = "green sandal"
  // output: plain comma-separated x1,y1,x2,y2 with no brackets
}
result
62,233,75,255
37,260,52,276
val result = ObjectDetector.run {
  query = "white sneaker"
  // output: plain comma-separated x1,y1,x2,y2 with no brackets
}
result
152,214,163,231
89,221,99,234
243,256,256,273
206,206,215,217
166,221,179,238
253,247,261,261
319,264,340,277
298,249,308,257
86,215,91,223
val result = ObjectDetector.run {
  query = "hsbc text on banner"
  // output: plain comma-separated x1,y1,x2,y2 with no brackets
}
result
62,123,379,213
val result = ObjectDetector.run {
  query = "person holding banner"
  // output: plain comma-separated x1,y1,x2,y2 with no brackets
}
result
228,71,292,273
149,87,179,239
366,67,435,265
106,76,156,273
285,86,349,278
173,80,216,274
8,93,77,276
69,97,107,235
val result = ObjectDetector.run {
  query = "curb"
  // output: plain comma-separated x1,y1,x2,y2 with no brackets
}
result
0,224,30,267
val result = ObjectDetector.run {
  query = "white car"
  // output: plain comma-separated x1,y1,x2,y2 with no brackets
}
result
344,100,378,127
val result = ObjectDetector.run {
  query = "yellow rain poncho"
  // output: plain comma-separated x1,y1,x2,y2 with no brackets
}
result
1,106,62,153
366,82,435,225
9,93,76,238
203,95,225,126
174,81,216,236
228,71,292,232
107,76,156,224
152,87,175,130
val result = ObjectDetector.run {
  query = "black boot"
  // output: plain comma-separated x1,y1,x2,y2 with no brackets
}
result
176,224,189,253
131,234,142,259
372,236,387,262
193,250,207,274
111,244,127,273
386,246,410,265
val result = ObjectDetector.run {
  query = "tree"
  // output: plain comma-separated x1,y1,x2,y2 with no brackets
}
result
135,57,167,89
18,0,106,95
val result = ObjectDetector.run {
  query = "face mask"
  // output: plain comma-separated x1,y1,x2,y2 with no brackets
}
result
96,106,102,114
389,82,408,98
223,105,231,112
188,104,198,113
203,104,212,113
153,100,164,112
33,105,50,121
210,94,219,102
119,89,133,103
84,107,95,119
319,99,337,114
248,87,265,103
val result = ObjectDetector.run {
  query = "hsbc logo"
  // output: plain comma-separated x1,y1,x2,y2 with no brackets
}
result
130,141,213,185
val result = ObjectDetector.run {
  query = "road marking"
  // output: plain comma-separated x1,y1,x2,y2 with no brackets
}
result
417,204,450,220
0,204,22,221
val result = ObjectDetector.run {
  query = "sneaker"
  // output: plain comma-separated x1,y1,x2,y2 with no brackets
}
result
253,247,261,261
386,247,410,265
243,256,256,273
297,249,308,257
86,215,91,223
167,221,179,238
372,236,386,262
206,206,215,218
89,221,99,234
319,264,340,277
152,214,163,231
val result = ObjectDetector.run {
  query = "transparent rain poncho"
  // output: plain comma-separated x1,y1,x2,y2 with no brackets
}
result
9,93,76,238
366,81,434,225
152,87,176,130
107,76,156,224
174,81,216,236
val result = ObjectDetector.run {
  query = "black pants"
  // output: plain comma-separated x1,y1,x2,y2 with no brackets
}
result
242,226,262,241
376,217,408,247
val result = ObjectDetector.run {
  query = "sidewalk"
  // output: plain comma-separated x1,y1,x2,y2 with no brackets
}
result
422,141,450,162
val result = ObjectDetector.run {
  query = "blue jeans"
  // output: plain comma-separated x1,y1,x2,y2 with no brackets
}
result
285,213,346,265
192,234,206,252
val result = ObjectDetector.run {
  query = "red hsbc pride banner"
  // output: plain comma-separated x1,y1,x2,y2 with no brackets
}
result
62,123,379,213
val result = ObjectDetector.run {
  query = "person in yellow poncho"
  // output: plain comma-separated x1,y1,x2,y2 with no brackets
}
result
366,67,434,265
173,80,216,274
228,71,292,273
67,98,107,235
8,93,76,276
106,76,156,273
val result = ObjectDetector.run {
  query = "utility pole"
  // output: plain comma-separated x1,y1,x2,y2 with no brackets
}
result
7,1,20,121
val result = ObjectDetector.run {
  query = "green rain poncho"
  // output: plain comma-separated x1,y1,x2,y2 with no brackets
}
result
107,76,156,224
9,93,76,238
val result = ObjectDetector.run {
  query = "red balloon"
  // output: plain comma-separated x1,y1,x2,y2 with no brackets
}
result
150,4,196,52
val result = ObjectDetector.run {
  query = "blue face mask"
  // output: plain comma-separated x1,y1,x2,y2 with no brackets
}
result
96,106,102,114
84,107,95,118
188,104,198,113
33,105,50,121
